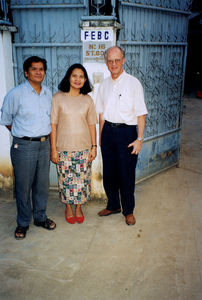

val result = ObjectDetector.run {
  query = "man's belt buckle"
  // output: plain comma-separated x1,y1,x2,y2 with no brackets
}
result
40,136,46,142
112,123,120,127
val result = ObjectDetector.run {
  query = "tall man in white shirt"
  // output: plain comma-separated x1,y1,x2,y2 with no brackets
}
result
0,56,56,239
96,46,148,225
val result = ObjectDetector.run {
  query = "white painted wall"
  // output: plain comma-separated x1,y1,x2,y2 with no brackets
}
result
0,29,15,188
84,62,110,199
81,21,118,199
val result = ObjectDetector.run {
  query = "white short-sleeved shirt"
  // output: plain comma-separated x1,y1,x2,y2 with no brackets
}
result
95,71,148,125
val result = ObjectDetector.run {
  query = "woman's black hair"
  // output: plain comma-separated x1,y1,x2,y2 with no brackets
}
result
58,63,92,94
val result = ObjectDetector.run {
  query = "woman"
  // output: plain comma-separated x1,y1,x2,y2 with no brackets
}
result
51,64,97,224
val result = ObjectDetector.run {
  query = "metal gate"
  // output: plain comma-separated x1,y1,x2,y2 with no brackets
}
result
10,0,89,91
117,0,191,180
10,0,191,185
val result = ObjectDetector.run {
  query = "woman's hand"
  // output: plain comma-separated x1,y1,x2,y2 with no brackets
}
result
51,150,59,164
88,147,97,162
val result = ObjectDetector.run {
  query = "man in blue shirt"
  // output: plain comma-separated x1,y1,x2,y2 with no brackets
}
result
0,56,56,239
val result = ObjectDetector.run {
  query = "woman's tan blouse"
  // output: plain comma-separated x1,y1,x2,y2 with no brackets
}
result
51,92,97,152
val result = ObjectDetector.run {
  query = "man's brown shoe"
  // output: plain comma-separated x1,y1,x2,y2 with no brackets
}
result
125,214,136,225
98,208,121,216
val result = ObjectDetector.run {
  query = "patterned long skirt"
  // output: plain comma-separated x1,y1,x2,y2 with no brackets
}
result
57,149,92,204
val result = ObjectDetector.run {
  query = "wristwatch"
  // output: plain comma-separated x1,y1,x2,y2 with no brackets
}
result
137,137,144,142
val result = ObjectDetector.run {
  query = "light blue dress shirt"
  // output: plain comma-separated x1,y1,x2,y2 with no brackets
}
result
0,80,52,137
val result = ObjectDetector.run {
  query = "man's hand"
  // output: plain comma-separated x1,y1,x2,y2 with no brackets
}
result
6,125,12,131
128,140,143,155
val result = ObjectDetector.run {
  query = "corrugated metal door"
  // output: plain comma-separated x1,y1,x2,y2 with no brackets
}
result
117,0,191,180
10,0,88,92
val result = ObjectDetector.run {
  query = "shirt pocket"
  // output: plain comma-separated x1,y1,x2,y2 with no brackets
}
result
19,105,35,121
118,91,134,113
40,98,51,117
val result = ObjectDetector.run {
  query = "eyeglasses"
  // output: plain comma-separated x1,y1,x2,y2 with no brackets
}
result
106,59,123,64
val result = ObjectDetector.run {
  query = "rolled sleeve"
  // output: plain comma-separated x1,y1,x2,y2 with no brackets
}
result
0,92,16,126
133,80,148,117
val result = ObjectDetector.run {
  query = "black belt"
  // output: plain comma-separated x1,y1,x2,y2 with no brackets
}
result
105,120,135,128
19,135,49,142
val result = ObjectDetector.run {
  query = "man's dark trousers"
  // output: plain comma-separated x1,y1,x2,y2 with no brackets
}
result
101,122,138,216
11,137,50,227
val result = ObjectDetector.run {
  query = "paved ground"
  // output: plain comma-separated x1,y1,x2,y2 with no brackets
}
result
0,97,201,300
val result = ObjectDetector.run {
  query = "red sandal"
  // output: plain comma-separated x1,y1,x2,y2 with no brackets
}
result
65,206,75,224
76,215,84,223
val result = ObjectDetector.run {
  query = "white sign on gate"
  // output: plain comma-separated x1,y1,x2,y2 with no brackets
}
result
81,28,113,41
81,28,114,63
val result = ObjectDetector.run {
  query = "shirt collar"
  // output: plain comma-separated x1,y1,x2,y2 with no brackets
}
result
110,70,126,84
25,80,46,95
